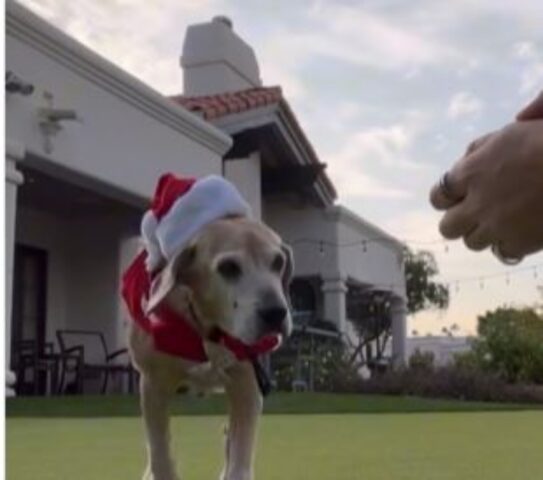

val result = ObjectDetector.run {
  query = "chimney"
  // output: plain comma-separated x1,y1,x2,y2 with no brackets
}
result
181,16,262,96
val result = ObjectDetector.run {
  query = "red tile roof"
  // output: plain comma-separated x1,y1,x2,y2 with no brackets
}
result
170,86,337,201
171,86,283,120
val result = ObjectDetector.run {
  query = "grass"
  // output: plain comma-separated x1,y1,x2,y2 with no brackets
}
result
6,392,541,417
6,394,543,480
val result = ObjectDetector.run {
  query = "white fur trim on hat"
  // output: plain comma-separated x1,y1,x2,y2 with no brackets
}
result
141,175,252,272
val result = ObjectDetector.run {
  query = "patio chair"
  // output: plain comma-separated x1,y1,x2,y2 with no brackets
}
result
56,330,135,394
12,340,60,395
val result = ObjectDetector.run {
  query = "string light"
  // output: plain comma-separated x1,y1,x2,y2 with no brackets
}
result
290,236,542,293
365,262,543,292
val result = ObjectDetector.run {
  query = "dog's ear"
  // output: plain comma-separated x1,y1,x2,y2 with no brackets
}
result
145,244,197,314
280,243,294,304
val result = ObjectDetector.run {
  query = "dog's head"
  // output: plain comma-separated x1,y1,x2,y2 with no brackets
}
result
146,217,293,344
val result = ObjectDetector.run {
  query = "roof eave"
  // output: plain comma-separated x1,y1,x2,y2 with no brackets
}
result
210,103,337,206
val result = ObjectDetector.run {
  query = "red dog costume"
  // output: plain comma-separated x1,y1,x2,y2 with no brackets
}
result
121,174,280,392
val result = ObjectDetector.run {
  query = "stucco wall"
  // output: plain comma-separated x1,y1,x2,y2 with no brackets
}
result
263,201,338,279
15,207,70,345
334,214,405,299
264,201,405,295
224,154,262,220
15,207,138,356
6,13,227,203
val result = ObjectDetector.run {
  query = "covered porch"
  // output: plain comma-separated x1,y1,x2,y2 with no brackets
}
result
8,158,144,396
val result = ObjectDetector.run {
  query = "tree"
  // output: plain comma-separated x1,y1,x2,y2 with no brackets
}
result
345,249,449,371
346,289,394,370
471,307,543,384
404,248,449,315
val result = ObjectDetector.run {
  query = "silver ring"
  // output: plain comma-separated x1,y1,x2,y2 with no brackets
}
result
438,172,463,204
491,244,523,265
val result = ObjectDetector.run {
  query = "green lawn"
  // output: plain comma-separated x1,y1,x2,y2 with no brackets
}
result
6,394,543,480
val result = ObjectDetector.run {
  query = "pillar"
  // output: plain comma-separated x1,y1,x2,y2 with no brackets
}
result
322,277,348,332
5,139,25,396
391,297,407,367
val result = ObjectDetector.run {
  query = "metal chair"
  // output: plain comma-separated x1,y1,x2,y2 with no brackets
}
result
12,340,60,395
56,330,135,394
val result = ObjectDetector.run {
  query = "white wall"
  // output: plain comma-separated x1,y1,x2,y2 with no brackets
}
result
15,207,138,355
6,3,229,204
224,153,261,220
335,212,405,299
264,202,405,294
15,207,70,345
263,201,339,278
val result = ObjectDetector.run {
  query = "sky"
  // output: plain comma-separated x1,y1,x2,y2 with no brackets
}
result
19,0,543,336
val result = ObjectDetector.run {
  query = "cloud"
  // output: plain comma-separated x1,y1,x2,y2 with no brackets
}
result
324,114,432,200
19,0,223,94
447,92,484,119
513,41,543,98
290,4,460,72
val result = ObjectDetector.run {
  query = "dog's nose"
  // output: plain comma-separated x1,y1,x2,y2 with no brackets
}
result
258,306,287,331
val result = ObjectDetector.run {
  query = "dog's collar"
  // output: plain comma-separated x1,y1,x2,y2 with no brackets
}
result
189,303,281,397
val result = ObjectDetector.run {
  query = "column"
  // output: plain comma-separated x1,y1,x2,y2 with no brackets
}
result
390,297,407,368
322,277,348,332
5,140,25,397
223,152,261,220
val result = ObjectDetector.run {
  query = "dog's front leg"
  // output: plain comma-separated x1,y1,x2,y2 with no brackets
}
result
140,374,179,480
221,361,263,480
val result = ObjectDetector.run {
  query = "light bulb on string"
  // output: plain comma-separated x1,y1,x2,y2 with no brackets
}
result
361,240,368,253
319,241,325,256
444,243,449,253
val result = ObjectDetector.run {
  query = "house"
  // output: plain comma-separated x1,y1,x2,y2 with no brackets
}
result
406,336,472,367
4,2,406,396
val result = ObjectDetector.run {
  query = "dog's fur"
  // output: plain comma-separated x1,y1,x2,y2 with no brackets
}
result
128,217,293,480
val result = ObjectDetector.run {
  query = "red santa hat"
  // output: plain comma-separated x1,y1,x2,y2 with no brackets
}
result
141,173,252,272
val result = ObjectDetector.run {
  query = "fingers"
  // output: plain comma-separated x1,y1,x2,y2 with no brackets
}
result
516,90,543,121
429,163,468,211
465,132,495,155
463,225,492,251
439,202,477,240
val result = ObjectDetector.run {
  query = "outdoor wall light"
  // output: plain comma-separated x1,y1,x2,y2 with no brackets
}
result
5,71,35,96
38,91,83,154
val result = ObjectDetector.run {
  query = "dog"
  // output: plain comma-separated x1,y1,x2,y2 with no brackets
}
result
126,216,293,480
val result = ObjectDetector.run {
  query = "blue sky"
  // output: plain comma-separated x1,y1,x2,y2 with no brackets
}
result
20,0,543,335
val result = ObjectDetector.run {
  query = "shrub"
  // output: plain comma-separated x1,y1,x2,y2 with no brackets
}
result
408,349,435,372
355,365,543,404
466,307,543,384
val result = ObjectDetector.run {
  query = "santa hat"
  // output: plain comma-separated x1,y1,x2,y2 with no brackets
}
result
141,173,252,272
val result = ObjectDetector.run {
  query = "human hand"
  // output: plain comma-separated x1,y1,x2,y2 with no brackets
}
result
430,120,543,260
517,90,543,121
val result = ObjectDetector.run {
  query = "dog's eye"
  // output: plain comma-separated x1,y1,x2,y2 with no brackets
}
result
271,254,284,273
217,259,242,281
